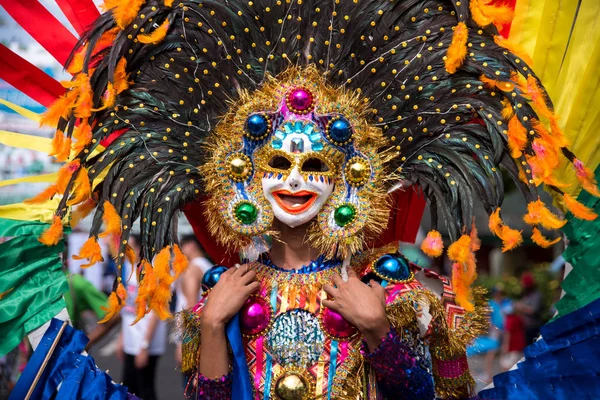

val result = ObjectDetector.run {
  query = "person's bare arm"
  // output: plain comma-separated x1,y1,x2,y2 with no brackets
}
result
135,311,161,368
198,265,259,379
86,314,121,351
182,266,203,309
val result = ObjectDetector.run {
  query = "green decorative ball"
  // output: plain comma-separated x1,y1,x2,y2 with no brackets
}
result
334,204,356,227
235,202,258,225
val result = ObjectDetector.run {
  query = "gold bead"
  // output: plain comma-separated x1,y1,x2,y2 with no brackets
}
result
274,373,309,400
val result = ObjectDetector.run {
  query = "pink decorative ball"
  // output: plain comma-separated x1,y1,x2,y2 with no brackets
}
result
287,87,314,113
240,296,271,336
321,307,358,339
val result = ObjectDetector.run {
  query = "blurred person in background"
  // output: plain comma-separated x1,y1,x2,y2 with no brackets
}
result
118,234,167,400
468,285,512,383
514,272,544,345
174,235,213,394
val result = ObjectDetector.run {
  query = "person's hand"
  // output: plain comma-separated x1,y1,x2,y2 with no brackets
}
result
200,265,260,328
135,348,149,368
322,269,390,351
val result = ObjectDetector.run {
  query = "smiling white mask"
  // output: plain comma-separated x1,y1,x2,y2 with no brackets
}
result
260,121,336,228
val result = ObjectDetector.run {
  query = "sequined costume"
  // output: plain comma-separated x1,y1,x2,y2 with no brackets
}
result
1,0,600,399
181,249,486,399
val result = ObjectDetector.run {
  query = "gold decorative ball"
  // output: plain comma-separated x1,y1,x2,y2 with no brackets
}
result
230,157,248,175
345,158,370,185
274,373,308,400
227,153,252,181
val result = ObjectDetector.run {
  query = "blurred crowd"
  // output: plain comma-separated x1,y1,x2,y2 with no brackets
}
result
0,232,214,400
467,272,551,385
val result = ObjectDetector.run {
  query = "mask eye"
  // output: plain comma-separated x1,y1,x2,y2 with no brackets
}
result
301,157,330,173
268,155,293,170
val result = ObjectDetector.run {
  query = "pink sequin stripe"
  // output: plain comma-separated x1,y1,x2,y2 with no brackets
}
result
254,336,265,399
436,356,469,379
338,341,349,364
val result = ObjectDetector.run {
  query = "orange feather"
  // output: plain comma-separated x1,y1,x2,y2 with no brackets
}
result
164,0,174,6
507,116,528,158
447,234,471,264
99,291,122,323
125,244,137,266
71,198,97,227
172,244,190,278
49,130,65,157
573,159,600,197
99,201,122,238
137,18,171,44
494,36,533,66
39,90,78,127
39,216,64,246
114,57,132,94
55,136,72,162
470,0,514,27
56,160,81,194
133,261,158,324
563,193,597,221
72,121,92,153
523,199,566,230
24,185,59,204
421,230,444,258
67,166,92,206
531,227,561,248
445,22,468,74
109,0,146,29
73,236,104,268
526,75,553,120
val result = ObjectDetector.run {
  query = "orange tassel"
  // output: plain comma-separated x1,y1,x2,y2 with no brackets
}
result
49,130,65,157
39,216,64,246
507,116,528,158
73,236,104,268
71,198,97,227
447,234,471,264
548,116,569,148
133,261,158,324
67,167,92,206
39,90,78,127
531,227,561,248
114,57,132,94
452,261,476,312
99,201,122,238
573,159,600,197
74,74,93,119
490,209,523,252
107,0,146,29
523,199,566,230
172,244,190,278
56,160,81,193
137,18,170,44
445,22,468,74
117,282,127,301
470,0,514,27
563,193,597,221
72,121,92,153
421,230,444,258
526,75,553,120
154,246,173,283
480,75,516,92
56,136,72,162
494,35,533,66
24,185,58,204
150,284,173,319
99,291,122,323
125,244,137,266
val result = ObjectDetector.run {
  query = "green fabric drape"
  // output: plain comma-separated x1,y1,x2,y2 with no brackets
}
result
0,218,68,356
557,167,600,318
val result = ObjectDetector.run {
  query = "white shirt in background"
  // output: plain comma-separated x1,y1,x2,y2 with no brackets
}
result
175,257,213,312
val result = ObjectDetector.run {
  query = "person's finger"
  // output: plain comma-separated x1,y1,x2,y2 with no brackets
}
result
347,269,358,279
321,299,341,312
331,273,344,287
322,284,339,298
234,264,248,276
370,279,386,296
245,281,261,294
240,270,257,284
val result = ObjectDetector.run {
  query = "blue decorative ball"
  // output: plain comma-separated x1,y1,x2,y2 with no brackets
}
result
246,114,269,137
328,117,352,143
373,254,411,282
201,265,229,289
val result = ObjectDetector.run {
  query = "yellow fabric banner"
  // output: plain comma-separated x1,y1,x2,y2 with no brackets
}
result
510,0,600,198
0,130,52,154
0,99,42,123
